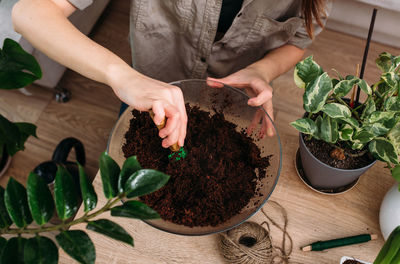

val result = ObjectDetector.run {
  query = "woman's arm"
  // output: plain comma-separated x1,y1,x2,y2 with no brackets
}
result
12,0,187,148
209,44,305,137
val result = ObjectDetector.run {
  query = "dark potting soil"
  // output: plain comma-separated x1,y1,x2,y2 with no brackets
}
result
122,106,271,227
302,134,375,170
343,260,364,264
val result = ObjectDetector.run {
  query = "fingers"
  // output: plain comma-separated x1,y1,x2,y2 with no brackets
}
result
160,103,180,148
247,80,273,107
151,100,165,126
247,109,263,136
263,100,275,137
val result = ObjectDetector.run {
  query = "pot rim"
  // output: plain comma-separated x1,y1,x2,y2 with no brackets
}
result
299,132,377,172
0,154,11,178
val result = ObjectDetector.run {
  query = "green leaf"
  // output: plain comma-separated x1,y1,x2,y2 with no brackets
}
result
56,230,95,264
54,166,78,220
339,124,353,141
353,129,375,144
374,226,400,264
367,111,398,132
361,97,376,120
86,219,133,246
376,52,400,72
369,138,399,164
118,155,142,193
322,103,351,119
381,72,399,88
111,200,160,219
124,169,170,198
392,165,400,183
0,237,27,264
15,122,37,149
0,237,6,257
99,152,120,198
27,172,54,225
358,79,372,95
388,121,400,155
0,38,42,90
294,56,324,89
384,97,400,111
0,115,20,148
24,236,58,264
290,118,317,136
340,117,360,128
78,163,97,212
364,124,391,137
0,187,12,228
303,72,333,113
319,115,338,143
4,178,32,228
333,79,358,97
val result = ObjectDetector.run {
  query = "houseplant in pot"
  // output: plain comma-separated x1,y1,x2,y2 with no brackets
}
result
0,38,42,176
291,52,400,190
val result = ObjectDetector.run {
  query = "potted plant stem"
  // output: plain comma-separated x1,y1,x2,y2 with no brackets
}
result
0,151,169,264
291,52,400,189
0,38,42,177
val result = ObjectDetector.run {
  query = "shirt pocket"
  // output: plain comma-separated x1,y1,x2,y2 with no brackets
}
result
238,16,303,53
132,0,193,33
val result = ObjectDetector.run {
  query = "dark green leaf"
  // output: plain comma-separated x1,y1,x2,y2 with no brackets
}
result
369,138,399,164
353,129,375,144
99,152,120,198
392,165,400,183
125,169,169,198
4,178,32,228
78,163,97,212
54,166,78,220
118,156,141,193
376,52,400,72
384,97,400,111
0,115,20,147
332,79,358,97
27,172,54,225
86,219,133,246
0,187,12,228
339,117,359,128
0,38,42,90
15,122,37,138
290,118,317,136
56,230,95,264
111,200,160,219
339,124,353,141
361,97,376,120
24,236,58,264
294,56,323,88
0,237,27,264
303,72,333,113
0,237,6,257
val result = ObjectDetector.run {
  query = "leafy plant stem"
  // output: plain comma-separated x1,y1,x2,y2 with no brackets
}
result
334,95,361,120
0,195,124,235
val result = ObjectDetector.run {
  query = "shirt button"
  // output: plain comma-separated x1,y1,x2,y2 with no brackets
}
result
200,57,206,63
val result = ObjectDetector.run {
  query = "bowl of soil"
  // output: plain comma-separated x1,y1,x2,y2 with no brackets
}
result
107,79,282,235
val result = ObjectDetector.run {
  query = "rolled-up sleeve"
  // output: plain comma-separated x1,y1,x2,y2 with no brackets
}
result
288,1,333,49
67,0,93,10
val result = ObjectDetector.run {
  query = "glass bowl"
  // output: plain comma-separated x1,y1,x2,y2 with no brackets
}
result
107,79,282,236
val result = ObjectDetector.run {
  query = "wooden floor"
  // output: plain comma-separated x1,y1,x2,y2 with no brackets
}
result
1,0,400,263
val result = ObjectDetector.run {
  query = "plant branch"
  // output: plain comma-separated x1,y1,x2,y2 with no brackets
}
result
334,95,361,121
0,195,124,235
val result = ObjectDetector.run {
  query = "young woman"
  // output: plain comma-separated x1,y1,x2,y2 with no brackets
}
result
12,0,331,148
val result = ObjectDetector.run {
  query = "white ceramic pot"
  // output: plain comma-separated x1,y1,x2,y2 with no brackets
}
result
379,184,400,240
340,256,370,264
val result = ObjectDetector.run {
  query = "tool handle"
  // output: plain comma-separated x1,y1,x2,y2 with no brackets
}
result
310,234,375,251
149,110,180,152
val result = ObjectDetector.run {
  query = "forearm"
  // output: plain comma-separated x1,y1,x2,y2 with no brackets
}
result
247,44,305,83
12,0,137,88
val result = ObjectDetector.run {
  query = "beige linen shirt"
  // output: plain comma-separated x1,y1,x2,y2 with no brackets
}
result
69,0,330,82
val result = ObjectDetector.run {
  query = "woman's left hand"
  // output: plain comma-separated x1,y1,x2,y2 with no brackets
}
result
207,67,274,138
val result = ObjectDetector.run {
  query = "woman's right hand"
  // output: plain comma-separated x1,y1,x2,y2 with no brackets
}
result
107,65,187,148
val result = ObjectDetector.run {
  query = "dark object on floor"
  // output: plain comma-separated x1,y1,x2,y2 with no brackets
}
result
33,137,85,185
122,106,271,227
343,260,364,264
54,86,71,103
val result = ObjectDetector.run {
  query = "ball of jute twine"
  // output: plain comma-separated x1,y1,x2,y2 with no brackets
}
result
220,201,294,264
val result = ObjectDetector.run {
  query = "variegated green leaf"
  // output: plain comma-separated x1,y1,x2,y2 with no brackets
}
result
392,165,400,183
290,118,317,136
320,115,338,143
351,140,364,150
384,96,400,111
388,121,400,156
367,111,398,133
361,97,376,120
358,79,372,95
339,124,353,141
368,111,397,124
353,129,375,144
376,52,400,72
381,72,399,88
332,79,358,97
363,124,390,137
339,117,359,128
369,138,399,164
294,56,323,89
322,103,351,119
314,115,323,140
303,72,333,113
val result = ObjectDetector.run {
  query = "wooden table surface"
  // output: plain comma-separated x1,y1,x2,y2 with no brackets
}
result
58,130,394,264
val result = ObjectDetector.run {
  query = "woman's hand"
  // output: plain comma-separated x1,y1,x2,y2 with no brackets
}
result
108,65,187,148
208,66,274,138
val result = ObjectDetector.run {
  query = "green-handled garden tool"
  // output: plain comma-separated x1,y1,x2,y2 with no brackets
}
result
149,110,187,162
